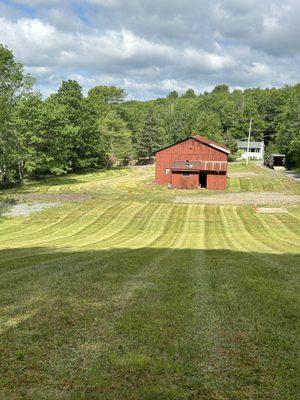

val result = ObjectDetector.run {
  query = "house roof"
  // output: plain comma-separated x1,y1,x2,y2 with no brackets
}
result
154,135,230,155
237,141,264,149
171,160,228,172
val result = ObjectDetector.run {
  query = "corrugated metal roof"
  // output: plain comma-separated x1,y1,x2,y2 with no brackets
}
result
199,161,228,172
171,160,228,172
237,141,264,149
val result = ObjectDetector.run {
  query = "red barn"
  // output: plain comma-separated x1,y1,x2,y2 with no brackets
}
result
154,135,230,190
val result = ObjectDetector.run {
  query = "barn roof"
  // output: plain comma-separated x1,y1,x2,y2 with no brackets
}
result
193,135,230,153
171,160,228,172
154,135,230,155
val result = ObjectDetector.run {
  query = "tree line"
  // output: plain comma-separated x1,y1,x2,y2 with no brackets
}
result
1,44,299,186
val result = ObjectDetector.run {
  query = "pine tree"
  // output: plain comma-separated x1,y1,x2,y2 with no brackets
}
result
137,108,166,160
167,90,179,99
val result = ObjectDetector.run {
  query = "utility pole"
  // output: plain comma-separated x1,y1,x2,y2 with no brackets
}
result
246,118,252,165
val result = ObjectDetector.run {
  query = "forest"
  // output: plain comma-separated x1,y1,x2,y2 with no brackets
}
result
1,43,299,186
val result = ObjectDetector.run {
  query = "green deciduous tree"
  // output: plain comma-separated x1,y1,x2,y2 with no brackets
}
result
12,93,43,179
88,85,127,116
212,84,230,94
56,80,102,171
182,88,197,98
99,110,132,166
0,44,34,185
276,85,300,168
192,110,223,142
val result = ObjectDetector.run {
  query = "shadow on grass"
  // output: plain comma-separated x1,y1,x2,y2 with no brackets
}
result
0,246,299,399
1,166,133,194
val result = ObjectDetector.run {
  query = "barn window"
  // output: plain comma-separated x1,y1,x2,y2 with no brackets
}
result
165,168,171,174
182,172,190,177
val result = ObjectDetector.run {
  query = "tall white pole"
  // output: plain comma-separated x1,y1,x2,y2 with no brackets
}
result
246,118,252,165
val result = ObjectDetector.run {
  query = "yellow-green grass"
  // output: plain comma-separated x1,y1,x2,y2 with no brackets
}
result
0,164,300,399
3,163,300,200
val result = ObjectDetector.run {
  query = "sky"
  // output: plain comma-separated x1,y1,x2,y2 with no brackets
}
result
0,0,299,100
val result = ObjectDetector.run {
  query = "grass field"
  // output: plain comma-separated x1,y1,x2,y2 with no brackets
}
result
0,163,299,399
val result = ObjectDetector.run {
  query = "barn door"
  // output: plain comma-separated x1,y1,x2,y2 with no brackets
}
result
199,172,207,188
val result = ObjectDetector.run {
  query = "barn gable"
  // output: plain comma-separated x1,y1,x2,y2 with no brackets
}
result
154,135,230,156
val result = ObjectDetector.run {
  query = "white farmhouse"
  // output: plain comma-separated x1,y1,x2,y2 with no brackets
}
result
237,141,264,160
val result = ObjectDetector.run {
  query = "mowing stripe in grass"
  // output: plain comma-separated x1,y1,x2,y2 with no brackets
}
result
0,200,98,245
0,163,299,399
0,202,103,247
37,200,137,249
74,202,154,250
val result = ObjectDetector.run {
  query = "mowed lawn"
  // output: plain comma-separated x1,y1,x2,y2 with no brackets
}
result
0,164,299,399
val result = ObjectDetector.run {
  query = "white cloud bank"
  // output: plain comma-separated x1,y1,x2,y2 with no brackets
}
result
0,0,299,99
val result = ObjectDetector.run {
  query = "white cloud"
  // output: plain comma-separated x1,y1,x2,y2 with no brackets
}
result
183,49,235,72
0,17,233,73
25,66,52,75
0,0,299,99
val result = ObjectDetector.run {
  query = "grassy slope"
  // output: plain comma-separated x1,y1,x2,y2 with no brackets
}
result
0,163,299,399
4,162,300,200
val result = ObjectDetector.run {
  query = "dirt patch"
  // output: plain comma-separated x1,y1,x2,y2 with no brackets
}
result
174,191,300,205
259,165,300,181
228,172,260,178
3,202,59,217
12,193,92,202
255,207,288,214
0,197,15,216
282,170,300,181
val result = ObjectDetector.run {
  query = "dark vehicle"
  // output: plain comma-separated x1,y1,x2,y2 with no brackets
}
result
264,154,286,169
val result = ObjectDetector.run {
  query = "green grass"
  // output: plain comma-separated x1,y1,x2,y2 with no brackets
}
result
0,163,299,399
3,163,300,200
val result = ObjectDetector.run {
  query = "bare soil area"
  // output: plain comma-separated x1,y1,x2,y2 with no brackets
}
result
256,207,288,213
3,202,59,217
282,170,300,181
228,171,261,178
12,193,91,202
260,165,300,182
4,193,91,217
174,191,300,205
